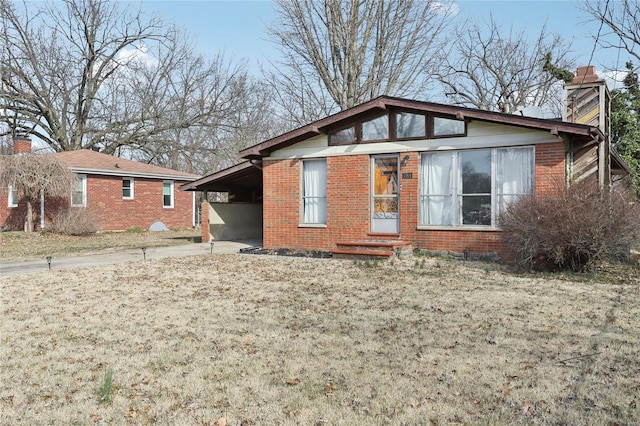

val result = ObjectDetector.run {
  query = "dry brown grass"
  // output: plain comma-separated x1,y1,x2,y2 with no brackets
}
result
0,228,201,263
1,253,639,425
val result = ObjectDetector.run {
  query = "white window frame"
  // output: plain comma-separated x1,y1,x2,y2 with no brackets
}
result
122,177,134,200
71,174,87,207
163,180,174,208
7,185,18,207
301,159,327,226
419,146,534,228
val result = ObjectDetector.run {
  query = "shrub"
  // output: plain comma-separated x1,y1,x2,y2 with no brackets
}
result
500,180,639,272
48,207,98,235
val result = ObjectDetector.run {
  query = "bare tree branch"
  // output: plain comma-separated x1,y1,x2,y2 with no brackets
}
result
435,15,576,116
266,0,454,124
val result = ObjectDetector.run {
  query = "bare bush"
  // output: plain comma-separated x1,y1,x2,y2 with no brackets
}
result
48,207,98,236
500,180,640,271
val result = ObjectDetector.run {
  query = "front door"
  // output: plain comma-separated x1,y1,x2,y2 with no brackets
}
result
371,155,399,233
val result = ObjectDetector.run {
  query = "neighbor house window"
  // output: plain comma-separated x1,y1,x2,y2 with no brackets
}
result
302,159,327,224
122,178,134,200
163,180,174,208
420,147,534,227
71,174,87,207
7,185,18,207
433,116,465,137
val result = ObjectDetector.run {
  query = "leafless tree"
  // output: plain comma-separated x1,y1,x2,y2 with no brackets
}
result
0,0,255,171
435,16,576,116
267,0,454,126
583,0,640,66
0,153,76,232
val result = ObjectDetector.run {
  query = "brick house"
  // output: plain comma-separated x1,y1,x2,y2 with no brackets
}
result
1,143,199,231
184,66,630,257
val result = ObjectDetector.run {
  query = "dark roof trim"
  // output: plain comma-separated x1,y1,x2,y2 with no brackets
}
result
180,161,260,192
238,95,600,160
611,146,632,175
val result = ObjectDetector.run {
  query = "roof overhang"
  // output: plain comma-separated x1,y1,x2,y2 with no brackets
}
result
238,95,601,160
68,167,198,181
180,161,262,193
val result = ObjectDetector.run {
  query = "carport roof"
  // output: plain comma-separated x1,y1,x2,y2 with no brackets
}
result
180,161,262,193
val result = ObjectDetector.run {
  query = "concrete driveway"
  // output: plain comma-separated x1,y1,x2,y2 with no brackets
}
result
0,241,260,277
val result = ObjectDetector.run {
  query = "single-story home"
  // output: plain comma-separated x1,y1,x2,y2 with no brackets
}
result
183,66,631,257
1,141,199,231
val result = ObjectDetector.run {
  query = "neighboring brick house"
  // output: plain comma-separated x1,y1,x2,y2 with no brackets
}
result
1,143,199,231
184,66,630,257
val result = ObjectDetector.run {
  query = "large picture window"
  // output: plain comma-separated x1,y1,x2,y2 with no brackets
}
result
302,159,327,225
71,175,87,207
420,147,534,227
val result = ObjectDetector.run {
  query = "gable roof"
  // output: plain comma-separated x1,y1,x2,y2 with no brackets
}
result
54,149,199,181
238,95,603,160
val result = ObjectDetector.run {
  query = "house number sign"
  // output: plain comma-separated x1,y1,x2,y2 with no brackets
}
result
402,172,413,179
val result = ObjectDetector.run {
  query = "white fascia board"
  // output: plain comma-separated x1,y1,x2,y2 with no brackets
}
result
67,167,198,181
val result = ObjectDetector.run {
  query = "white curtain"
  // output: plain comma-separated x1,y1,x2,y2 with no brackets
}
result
303,159,327,224
496,147,534,214
420,152,453,225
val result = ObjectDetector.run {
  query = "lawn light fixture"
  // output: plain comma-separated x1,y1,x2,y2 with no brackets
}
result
46,256,52,270
210,241,215,254
141,247,147,260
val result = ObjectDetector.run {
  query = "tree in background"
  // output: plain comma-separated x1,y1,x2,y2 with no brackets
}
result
266,0,454,126
583,0,640,65
0,153,76,232
0,0,260,174
611,62,640,197
435,16,576,116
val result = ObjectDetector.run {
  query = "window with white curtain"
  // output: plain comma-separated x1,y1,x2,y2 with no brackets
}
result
420,147,534,227
302,159,327,224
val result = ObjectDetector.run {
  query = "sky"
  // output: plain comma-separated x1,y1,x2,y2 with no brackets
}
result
134,0,632,90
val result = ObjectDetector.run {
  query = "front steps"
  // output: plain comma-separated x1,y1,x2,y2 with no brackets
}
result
332,240,413,260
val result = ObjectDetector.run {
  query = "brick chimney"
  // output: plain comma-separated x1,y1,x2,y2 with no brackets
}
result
12,136,32,154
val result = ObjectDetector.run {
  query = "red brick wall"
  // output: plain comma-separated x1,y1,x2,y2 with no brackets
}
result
0,175,194,231
263,142,566,256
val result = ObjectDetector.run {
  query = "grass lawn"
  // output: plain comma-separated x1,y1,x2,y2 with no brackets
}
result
0,229,201,263
1,253,639,425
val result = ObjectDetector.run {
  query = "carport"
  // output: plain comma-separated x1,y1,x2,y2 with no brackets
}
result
181,161,263,243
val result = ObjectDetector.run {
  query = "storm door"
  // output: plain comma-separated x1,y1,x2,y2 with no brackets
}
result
371,155,399,233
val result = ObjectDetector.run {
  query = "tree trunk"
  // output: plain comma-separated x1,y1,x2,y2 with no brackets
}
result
25,200,33,233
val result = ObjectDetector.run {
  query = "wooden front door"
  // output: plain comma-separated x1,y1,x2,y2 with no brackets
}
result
371,155,399,233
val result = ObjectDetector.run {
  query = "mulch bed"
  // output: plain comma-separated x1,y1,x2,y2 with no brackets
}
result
239,246,332,258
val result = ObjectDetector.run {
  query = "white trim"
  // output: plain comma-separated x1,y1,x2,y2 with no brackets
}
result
122,177,134,200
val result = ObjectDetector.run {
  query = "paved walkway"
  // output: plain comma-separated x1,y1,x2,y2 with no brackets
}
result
0,241,260,277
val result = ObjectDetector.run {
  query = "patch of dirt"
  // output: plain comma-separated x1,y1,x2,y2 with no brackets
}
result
239,246,332,258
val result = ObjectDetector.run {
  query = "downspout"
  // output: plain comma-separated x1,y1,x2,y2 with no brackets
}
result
40,187,45,231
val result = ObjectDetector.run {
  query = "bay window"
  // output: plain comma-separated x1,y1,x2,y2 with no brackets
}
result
420,147,534,227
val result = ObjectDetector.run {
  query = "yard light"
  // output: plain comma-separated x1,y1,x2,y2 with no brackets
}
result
210,241,215,254
141,247,147,260
46,256,52,270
